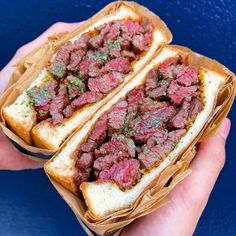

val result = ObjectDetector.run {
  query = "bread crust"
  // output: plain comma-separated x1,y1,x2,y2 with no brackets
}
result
45,164,77,193
3,104,36,145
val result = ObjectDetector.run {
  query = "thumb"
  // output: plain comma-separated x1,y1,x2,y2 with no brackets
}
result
174,118,231,227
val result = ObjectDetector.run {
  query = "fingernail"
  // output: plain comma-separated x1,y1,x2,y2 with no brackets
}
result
219,118,231,140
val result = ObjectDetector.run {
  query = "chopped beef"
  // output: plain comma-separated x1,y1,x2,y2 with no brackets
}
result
63,91,104,117
89,113,108,144
93,152,130,172
139,129,185,170
72,54,203,191
98,159,141,189
108,100,128,135
88,72,124,94
121,50,136,60
167,81,198,105
27,80,57,120
31,19,152,127
124,87,145,135
138,98,168,113
98,23,111,35
169,101,190,129
120,32,132,50
189,98,203,116
74,34,89,49
80,113,108,152
141,18,154,33
104,21,121,41
145,69,158,91
174,65,198,86
48,42,74,78
158,58,177,79
79,57,94,78
49,83,69,125
88,35,104,49
76,152,94,170
74,169,90,187
139,145,166,170
67,49,85,71
132,34,150,52
80,139,97,153
146,129,168,148
127,86,145,105
95,134,136,158
105,57,130,73
121,19,144,37
148,79,171,100
106,38,122,58
168,129,186,143
66,75,86,99
132,106,176,142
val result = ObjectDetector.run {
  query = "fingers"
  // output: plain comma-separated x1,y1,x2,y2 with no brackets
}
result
183,118,230,208
0,22,83,95
12,22,83,62
0,129,45,170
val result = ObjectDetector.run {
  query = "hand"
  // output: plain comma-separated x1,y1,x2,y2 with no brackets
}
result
123,118,231,236
0,22,82,170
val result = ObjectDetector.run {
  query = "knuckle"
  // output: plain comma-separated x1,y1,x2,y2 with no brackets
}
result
51,21,67,30
15,44,28,57
213,136,226,169
214,151,226,170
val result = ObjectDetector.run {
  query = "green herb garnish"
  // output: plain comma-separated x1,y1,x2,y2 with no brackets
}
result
107,39,122,49
67,75,86,94
49,64,65,78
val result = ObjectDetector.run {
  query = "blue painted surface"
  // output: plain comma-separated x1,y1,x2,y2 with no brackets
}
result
0,0,235,235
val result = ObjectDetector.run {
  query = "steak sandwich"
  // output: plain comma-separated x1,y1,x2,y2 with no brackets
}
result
2,1,172,150
46,45,234,218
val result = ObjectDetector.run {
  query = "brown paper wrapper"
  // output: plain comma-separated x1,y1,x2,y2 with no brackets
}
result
0,1,172,159
45,45,236,235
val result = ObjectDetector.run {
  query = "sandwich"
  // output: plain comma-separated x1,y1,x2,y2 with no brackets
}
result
2,1,172,150
45,45,234,218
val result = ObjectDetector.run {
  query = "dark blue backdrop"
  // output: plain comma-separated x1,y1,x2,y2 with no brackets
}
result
0,1,235,235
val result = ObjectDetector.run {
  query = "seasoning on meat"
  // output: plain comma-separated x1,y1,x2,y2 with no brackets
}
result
73,57,203,191
27,80,57,121
28,18,153,125
108,100,128,135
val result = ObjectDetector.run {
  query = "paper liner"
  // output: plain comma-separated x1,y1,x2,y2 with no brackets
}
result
0,1,172,158
44,45,236,236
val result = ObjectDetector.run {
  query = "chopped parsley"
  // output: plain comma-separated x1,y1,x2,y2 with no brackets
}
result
38,109,47,115
141,146,149,153
79,71,84,79
87,51,111,65
107,38,122,49
67,75,86,94
41,87,53,98
49,64,65,78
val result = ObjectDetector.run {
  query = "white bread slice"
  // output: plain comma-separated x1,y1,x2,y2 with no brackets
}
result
45,46,225,218
2,70,49,144
3,1,171,150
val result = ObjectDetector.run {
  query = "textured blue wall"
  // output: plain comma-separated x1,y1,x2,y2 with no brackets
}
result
0,1,235,235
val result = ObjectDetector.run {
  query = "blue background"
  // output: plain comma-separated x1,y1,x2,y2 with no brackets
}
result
0,0,235,235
